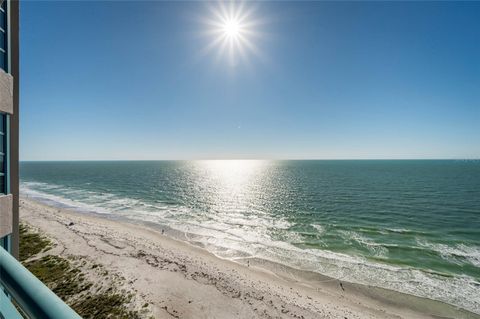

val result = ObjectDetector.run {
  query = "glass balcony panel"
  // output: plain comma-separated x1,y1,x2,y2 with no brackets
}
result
0,176,4,194
0,31,5,51
0,51,5,71
0,12,5,30
0,115,5,133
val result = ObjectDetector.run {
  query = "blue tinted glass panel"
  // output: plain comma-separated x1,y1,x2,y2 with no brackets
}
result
0,31,5,51
0,115,5,194
0,13,5,31
0,114,4,154
0,176,4,194
0,51,5,71
0,1,6,71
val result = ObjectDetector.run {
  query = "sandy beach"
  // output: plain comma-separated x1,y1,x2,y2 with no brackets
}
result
19,198,479,319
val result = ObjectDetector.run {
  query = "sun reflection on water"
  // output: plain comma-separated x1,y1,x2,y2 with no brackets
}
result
195,160,268,210
188,159,286,247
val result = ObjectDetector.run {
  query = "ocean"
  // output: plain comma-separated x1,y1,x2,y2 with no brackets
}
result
19,160,480,314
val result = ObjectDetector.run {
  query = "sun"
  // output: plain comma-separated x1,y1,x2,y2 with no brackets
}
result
223,18,241,38
199,1,264,67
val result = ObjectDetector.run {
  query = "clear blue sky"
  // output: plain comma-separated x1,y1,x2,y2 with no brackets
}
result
20,1,480,160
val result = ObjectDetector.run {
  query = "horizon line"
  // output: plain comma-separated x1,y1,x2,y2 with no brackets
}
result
19,158,480,162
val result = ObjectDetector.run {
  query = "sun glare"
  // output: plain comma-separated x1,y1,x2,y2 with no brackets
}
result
200,1,264,67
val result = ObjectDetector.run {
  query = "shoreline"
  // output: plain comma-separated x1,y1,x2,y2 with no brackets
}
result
20,197,479,319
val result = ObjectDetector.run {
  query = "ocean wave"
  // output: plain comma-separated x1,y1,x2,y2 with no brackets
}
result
387,228,419,234
311,223,326,234
338,230,389,257
417,239,480,268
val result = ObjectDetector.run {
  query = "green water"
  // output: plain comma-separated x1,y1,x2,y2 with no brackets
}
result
20,160,480,313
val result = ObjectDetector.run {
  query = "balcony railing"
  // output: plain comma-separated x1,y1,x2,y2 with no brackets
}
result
0,246,81,319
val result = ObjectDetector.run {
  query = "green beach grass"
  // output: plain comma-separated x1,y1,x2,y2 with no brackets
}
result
19,223,146,319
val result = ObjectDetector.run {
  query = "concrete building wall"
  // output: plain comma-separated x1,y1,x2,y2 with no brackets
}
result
0,194,12,237
0,70,13,114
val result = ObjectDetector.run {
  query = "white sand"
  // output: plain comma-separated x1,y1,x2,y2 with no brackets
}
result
20,198,478,319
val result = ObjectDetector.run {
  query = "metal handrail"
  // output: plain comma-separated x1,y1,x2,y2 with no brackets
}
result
0,247,82,319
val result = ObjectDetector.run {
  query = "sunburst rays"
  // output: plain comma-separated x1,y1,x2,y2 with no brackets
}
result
199,1,264,67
